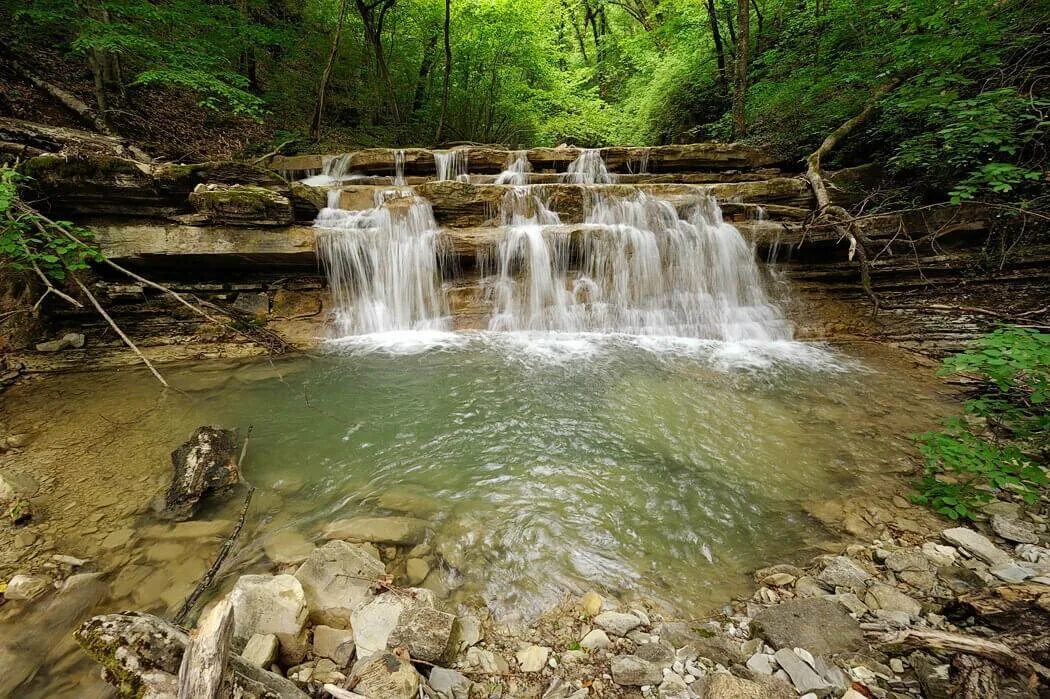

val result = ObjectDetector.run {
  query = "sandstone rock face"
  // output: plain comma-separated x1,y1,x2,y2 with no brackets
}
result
164,426,240,520
226,574,308,650
294,540,384,627
323,516,428,546
189,184,294,226
750,598,864,655
351,589,454,662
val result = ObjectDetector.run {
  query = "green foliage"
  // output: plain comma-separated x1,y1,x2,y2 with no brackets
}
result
0,167,102,283
913,328,1049,521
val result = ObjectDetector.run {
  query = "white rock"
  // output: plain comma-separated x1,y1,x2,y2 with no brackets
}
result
745,653,775,675
890,658,905,674
429,667,472,699
351,588,453,662
942,527,1011,567
921,542,957,567
990,561,1035,583
773,648,833,695
227,574,308,647
241,633,278,667
816,556,871,591
516,645,550,672
313,625,355,665
581,629,611,650
294,540,384,627
594,611,643,637
4,574,48,601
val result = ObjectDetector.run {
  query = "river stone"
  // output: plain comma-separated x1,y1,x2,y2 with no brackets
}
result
241,633,278,667
351,652,420,699
773,648,833,695
263,529,314,565
351,589,454,662
580,629,611,650
636,640,675,668
324,516,428,545
687,636,744,667
991,515,1039,544
699,674,768,698
816,556,871,591
580,590,603,616
313,625,355,666
405,558,430,585
4,574,48,600
794,576,829,598
594,611,643,637
884,548,930,573
227,574,308,648
516,645,550,672
294,540,384,627
921,543,958,567
659,673,690,699
747,651,776,675
463,647,509,673
610,655,663,685
429,666,472,699
751,598,863,655
164,426,240,520
864,583,921,616
942,527,1011,566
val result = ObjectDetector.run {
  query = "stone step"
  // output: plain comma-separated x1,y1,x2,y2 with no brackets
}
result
300,170,783,186
266,143,783,176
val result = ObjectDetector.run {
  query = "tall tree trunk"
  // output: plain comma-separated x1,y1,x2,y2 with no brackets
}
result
355,0,402,129
309,0,349,141
563,0,589,62
705,0,728,95
435,0,452,143
87,52,111,132
412,33,438,114
731,0,749,139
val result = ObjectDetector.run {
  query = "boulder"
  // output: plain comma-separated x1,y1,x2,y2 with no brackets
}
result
350,651,420,699
164,426,240,520
751,599,864,655
294,540,384,627
610,655,663,685
313,625,355,666
226,574,308,652
323,516,429,546
593,611,643,637
189,183,294,226
351,589,454,662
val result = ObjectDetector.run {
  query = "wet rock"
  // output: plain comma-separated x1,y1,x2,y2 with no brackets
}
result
263,529,315,565
35,332,85,352
324,516,428,545
4,574,49,600
350,652,420,699
580,628,610,650
751,598,863,655
294,540,384,627
698,673,768,698
232,291,270,320
351,589,453,662
405,557,430,585
313,625,355,666
772,648,833,695
271,289,321,319
941,527,1011,567
610,655,663,685
516,645,550,671
227,574,308,651
449,613,482,655
594,610,643,637
164,426,240,520
991,514,1039,544
864,583,921,616
580,590,603,616
241,633,278,667
429,666,472,699
815,556,871,591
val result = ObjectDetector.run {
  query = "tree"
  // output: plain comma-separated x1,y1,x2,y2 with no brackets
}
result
731,0,748,138
705,0,728,96
310,0,350,141
435,0,452,143
354,0,402,129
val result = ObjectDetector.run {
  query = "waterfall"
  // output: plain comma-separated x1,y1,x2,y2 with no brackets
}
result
564,149,617,184
434,149,470,181
495,151,531,185
314,190,449,335
394,149,407,186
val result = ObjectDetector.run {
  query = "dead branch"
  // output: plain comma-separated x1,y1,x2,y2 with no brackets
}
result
251,139,296,166
173,426,255,626
868,626,1050,683
177,599,234,699
70,273,169,387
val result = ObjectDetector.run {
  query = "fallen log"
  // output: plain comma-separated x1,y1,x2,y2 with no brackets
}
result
177,600,235,699
76,612,309,699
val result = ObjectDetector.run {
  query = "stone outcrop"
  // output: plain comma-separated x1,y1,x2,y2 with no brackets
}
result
189,184,294,226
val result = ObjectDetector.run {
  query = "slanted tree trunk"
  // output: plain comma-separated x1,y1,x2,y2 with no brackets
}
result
434,0,452,143
731,0,749,138
309,0,350,141
705,0,728,95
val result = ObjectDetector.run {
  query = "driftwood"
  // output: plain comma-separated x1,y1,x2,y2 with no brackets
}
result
868,625,1050,684
75,612,308,699
178,599,235,699
164,427,240,520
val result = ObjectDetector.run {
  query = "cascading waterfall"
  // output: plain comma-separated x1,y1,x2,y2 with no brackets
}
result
495,151,531,185
563,148,617,184
434,149,470,181
314,190,449,335
394,149,407,186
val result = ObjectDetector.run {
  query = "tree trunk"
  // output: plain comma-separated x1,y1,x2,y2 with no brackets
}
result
412,33,438,115
435,0,452,143
705,0,728,95
355,0,402,129
309,0,349,141
731,0,749,138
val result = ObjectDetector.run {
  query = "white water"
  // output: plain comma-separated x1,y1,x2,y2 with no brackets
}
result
393,149,407,185
495,150,531,185
314,190,449,335
563,148,617,184
434,149,470,181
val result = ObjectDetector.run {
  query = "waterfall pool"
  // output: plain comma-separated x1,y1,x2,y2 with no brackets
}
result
0,336,958,697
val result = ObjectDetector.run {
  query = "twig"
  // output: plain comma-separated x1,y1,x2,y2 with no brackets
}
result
173,426,255,626
251,139,295,166
70,273,169,387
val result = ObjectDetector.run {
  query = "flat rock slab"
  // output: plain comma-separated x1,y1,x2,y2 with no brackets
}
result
942,527,1012,567
324,516,428,545
750,598,864,656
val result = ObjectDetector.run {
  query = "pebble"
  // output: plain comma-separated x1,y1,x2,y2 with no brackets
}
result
890,658,905,673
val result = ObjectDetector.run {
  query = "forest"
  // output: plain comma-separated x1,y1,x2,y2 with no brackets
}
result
0,0,1046,207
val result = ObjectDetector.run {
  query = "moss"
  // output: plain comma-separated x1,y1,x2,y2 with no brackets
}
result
18,154,144,184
